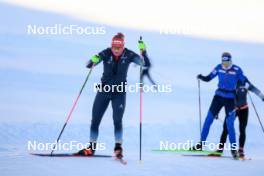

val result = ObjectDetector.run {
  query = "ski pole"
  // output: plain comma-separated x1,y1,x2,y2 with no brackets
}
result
139,36,144,161
248,92,264,135
198,79,202,136
51,66,94,155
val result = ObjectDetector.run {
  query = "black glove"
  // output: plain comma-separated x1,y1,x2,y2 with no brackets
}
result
86,61,94,69
197,74,211,82
197,74,203,80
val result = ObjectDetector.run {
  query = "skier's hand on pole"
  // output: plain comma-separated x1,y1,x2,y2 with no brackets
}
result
197,74,211,82
86,55,100,68
138,38,146,55
197,74,203,80
138,38,146,67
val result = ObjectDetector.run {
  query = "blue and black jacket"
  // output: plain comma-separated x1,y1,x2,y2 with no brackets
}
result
200,64,246,99
87,48,149,86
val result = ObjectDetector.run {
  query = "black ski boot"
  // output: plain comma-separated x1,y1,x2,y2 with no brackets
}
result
231,149,239,159
238,148,245,159
190,142,202,151
114,143,123,159
77,142,96,156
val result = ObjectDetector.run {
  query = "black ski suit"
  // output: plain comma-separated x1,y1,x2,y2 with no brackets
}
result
87,48,149,143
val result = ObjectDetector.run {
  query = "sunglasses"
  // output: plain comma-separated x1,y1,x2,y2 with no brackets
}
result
222,60,232,66
112,46,124,51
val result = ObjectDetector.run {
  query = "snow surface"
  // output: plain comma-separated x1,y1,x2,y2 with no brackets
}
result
0,2,264,176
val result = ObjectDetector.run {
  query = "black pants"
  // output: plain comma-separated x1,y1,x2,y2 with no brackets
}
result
219,107,249,148
90,91,126,143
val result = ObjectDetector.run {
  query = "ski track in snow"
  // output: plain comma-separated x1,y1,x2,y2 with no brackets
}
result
1,123,264,176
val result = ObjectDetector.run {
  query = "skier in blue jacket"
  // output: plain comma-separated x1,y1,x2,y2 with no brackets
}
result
77,33,149,159
193,52,246,159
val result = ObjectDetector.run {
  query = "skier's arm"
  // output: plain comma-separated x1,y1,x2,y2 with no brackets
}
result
197,66,218,82
246,79,264,101
132,51,151,68
130,54,143,66
237,67,246,83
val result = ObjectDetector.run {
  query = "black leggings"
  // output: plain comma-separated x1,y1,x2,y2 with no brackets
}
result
90,91,126,143
219,108,249,148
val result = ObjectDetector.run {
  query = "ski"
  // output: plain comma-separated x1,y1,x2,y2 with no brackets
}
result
152,149,222,155
31,153,128,165
238,156,252,161
115,157,127,165
181,154,252,160
30,153,112,158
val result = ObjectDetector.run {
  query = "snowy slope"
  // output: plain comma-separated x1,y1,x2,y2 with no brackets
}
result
1,122,264,176
1,2,264,176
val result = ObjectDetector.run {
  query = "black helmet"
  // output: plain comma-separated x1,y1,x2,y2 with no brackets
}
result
222,52,232,61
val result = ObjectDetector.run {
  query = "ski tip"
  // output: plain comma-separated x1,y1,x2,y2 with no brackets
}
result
122,160,128,165
115,158,127,165
30,153,51,156
233,156,252,161
238,157,252,161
